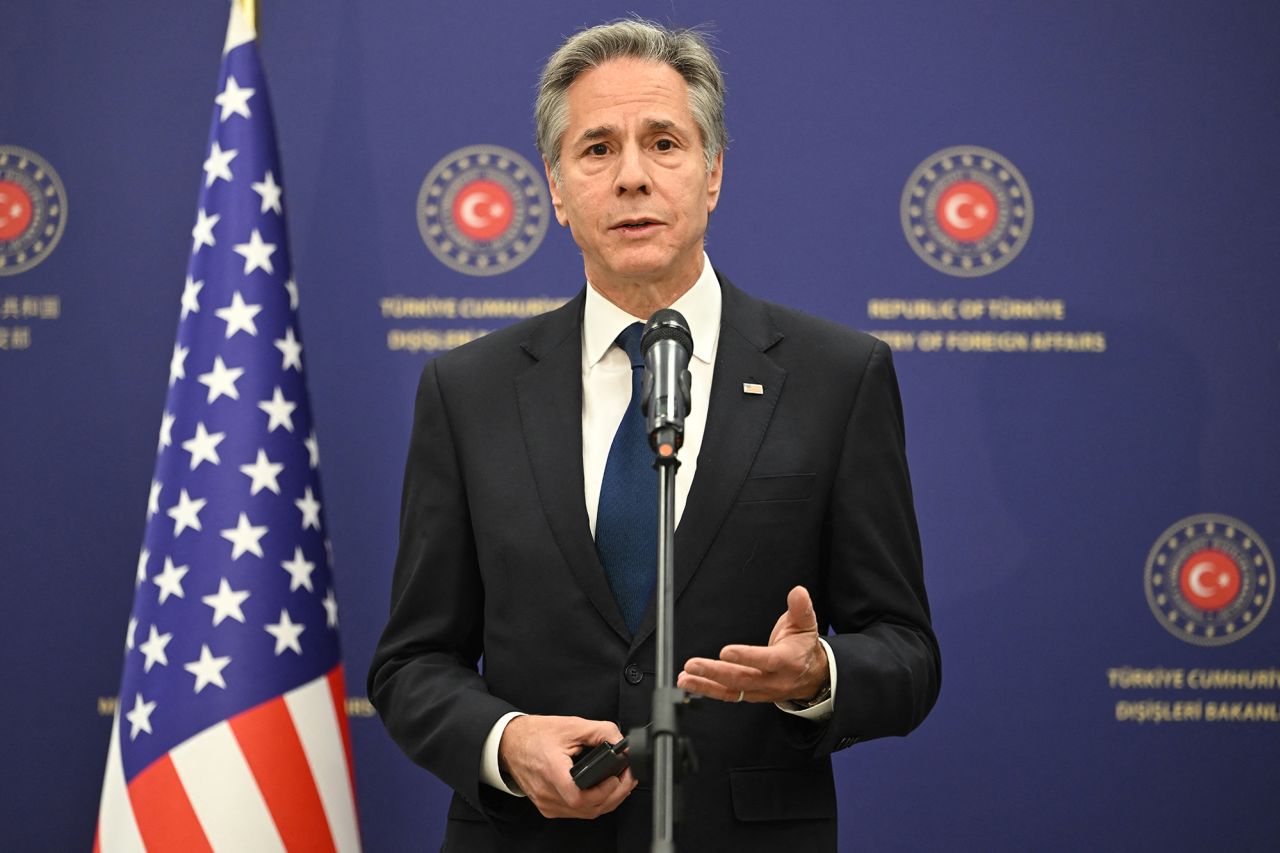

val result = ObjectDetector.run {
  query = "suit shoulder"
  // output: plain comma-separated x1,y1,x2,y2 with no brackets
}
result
754,297,886,368
424,296,579,380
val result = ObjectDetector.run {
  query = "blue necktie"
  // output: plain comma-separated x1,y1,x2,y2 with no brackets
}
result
595,322,656,634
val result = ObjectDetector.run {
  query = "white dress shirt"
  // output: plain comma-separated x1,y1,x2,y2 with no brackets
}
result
480,255,835,795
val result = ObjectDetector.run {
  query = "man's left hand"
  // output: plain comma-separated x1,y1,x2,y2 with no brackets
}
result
677,585,829,704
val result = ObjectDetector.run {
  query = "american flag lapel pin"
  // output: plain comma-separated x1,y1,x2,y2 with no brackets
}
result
742,381,764,395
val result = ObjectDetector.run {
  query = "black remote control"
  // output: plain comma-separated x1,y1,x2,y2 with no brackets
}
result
570,737,629,789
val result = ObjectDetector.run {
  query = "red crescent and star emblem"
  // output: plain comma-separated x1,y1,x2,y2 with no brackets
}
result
417,144,550,277
1144,514,1275,646
900,146,1032,277
0,145,69,276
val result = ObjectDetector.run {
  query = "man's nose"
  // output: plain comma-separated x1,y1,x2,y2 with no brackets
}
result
613,145,650,195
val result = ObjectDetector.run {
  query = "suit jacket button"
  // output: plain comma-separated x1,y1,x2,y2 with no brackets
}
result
624,663,643,685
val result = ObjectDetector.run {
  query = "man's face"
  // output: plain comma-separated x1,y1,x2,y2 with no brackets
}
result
546,58,723,295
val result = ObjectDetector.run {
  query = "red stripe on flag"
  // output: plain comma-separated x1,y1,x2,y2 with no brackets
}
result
230,696,336,853
327,666,358,806
128,755,213,852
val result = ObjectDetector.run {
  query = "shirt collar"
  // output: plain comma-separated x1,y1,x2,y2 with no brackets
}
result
583,253,722,368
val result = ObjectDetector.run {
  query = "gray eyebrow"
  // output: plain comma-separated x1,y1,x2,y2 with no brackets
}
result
577,119,678,143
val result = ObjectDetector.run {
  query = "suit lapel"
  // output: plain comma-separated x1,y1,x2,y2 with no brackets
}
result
632,276,787,647
515,291,632,643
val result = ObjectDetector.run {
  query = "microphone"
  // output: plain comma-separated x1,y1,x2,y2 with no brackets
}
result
641,309,693,458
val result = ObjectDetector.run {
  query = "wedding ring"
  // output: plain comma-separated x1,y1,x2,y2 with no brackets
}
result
735,689,745,703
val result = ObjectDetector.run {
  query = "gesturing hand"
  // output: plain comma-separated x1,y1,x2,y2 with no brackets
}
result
677,585,830,704
498,714,637,819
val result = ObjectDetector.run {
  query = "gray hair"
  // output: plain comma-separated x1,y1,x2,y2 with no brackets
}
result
535,19,727,182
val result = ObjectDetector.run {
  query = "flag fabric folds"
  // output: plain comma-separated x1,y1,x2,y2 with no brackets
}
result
96,3,360,850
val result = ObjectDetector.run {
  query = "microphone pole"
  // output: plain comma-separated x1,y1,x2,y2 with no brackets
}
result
637,309,693,853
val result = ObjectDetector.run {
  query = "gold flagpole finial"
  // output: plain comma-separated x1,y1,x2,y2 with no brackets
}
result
225,0,259,53
237,0,258,29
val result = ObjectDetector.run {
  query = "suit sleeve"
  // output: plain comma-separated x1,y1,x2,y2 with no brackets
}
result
803,339,941,754
367,358,517,809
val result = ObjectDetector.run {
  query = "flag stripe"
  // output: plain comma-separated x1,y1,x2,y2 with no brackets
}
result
128,754,213,853
95,715,146,853
170,721,286,852
287,675,362,853
327,666,359,812
231,695,336,853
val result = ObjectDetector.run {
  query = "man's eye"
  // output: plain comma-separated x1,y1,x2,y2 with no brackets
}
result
588,143,608,156
655,139,674,151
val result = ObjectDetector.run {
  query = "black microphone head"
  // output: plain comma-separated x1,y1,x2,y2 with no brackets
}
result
642,308,693,356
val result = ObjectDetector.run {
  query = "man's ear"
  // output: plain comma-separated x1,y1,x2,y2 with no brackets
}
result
705,150,724,214
544,157,569,227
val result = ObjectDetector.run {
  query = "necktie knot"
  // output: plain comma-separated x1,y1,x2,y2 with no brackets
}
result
617,322,644,368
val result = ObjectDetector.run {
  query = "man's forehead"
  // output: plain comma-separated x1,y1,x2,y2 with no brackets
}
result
565,58,690,120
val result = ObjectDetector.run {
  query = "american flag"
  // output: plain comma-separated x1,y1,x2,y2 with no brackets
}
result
96,3,360,849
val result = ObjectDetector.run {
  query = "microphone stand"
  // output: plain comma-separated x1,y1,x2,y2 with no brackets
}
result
631,310,696,852
648,428,682,853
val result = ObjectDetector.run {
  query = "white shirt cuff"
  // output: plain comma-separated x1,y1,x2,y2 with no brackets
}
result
480,711,527,796
775,637,837,721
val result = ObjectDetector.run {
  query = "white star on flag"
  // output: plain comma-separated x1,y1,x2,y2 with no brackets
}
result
136,548,150,587
125,617,138,651
181,422,226,470
239,448,284,495
124,693,156,741
214,290,263,338
202,578,251,626
180,277,204,319
191,208,220,251
280,546,316,592
138,625,174,673
184,644,232,693
322,588,339,628
295,486,321,530
221,512,268,560
274,326,303,372
198,355,244,403
284,278,299,309
147,480,162,519
214,75,254,121
153,557,190,604
158,411,175,451
265,609,305,655
258,386,297,433
167,488,207,536
202,141,237,187
233,227,276,275
305,430,320,469
252,170,282,214
169,344,189,387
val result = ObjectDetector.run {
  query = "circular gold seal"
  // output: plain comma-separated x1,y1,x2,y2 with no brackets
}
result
0,145,68,276
1144,514,1275,646
417,145,550,277
900,146,1032,278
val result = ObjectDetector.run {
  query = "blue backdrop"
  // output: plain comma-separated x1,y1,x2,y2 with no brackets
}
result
2,1,1278,850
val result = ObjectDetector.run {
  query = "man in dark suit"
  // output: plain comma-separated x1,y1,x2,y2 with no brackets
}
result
368,19,940,852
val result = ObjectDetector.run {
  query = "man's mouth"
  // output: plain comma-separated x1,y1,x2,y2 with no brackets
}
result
612,218,661,231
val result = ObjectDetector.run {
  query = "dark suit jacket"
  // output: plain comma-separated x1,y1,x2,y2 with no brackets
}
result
368,274,940,852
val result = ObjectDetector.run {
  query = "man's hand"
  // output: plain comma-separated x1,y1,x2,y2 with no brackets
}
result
498,714,638,819
677,585,829,704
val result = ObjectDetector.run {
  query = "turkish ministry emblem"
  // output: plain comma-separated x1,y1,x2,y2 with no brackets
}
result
0,145,68,276
900,145,1032,277
1144,514,1276,646
417,144,550,277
